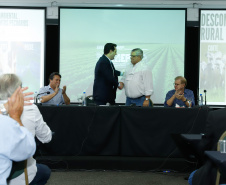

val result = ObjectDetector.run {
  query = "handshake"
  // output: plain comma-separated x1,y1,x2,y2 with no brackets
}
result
118,82,124,90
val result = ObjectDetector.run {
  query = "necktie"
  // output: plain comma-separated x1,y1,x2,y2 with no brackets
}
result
110,62,115,76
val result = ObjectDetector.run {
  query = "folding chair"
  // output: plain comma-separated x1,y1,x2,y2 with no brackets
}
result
7,160,29,185
215,131,226,185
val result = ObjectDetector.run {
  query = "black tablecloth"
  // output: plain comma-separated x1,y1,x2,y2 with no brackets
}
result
37,105,209,157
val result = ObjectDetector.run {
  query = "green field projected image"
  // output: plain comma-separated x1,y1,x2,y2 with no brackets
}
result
60,8,186,104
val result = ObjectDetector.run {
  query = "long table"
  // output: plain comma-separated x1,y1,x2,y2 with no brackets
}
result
37,105,210,157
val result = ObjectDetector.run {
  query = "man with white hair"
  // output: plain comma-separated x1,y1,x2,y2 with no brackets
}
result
0,86,36,185
0,74,52,185
119,48,154,106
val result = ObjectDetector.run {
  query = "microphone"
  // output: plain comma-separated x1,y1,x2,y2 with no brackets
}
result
204,90,207,105
35,91,50,103
37,91,50,97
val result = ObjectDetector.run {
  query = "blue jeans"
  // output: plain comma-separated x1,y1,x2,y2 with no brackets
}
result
126,96,146,106
29,163,51,185
188,169,197,185
188,169,226,185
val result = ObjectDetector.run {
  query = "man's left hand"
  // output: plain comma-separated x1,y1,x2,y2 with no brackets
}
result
62,86,66,94
8,87,24,120
143,100,149,107
22,87,33,105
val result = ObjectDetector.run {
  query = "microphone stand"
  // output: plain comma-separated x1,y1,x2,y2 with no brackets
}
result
35,91,50,104
34,95,37,104
204,90,207,105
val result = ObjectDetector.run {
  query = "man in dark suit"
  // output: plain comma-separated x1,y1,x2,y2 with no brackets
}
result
93,43,121,105
189,108,226,185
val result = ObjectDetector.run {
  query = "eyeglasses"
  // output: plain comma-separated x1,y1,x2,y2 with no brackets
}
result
130,55,139,58
173,83,181,86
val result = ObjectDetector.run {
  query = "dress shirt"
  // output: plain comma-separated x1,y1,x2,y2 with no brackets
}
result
8,104,52,185
120,61,154,98
164,89,195,107
39,85,65,105
0,115,36,185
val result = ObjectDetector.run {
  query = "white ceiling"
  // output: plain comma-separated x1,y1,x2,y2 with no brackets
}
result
0,0,226,8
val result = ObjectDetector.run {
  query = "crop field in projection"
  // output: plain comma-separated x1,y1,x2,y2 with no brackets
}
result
60,42,184,104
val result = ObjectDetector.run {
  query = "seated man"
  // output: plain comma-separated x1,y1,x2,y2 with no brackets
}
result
0,74,52,185
188,108,226,185
0,86,36,185
39,72,70,105
164,76,195,108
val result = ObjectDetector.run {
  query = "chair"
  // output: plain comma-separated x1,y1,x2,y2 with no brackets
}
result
7,160,29,185
215,131,226,185
85,95,96,106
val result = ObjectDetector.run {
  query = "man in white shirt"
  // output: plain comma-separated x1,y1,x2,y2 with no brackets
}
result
0,74,52,185
0,86,36,185
119,48,154,106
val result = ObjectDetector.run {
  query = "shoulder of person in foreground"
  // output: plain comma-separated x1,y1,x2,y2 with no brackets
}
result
22,104,52,143
0,114,36,161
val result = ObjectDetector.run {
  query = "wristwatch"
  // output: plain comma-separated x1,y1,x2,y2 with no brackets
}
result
0,104,8,116
145,98,150,101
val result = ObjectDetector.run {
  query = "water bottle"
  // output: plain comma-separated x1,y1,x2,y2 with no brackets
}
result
82,91,86,106
34,91,38,103
199,94,203,106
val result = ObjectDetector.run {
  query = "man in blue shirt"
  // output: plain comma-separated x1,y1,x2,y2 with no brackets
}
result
39,72,70,105
0,87,36,185
164,76,195,107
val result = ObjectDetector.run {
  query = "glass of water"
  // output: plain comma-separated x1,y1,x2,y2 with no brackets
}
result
77,94,83,106
187,99,192,108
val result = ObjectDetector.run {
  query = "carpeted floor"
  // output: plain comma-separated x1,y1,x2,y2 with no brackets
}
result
46,170,190,185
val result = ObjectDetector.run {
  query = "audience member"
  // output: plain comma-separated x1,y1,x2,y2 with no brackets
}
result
188,108,226,185
0,86,36,185
0,74,52,185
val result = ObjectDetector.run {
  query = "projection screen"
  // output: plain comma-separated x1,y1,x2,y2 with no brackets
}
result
199,9,226,105
60,8,186,104
0,7,45,97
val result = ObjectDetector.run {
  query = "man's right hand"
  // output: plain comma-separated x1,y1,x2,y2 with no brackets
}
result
118,82,124,90
175,90,184,100
55,85,59,94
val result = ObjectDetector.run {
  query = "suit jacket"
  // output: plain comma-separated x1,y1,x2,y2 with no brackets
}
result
193,108,226,185
93,55,120,104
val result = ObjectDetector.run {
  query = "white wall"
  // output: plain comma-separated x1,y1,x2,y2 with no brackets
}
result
0,0,226,21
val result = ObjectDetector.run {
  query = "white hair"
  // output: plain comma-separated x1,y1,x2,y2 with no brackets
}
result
0,74,22,100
